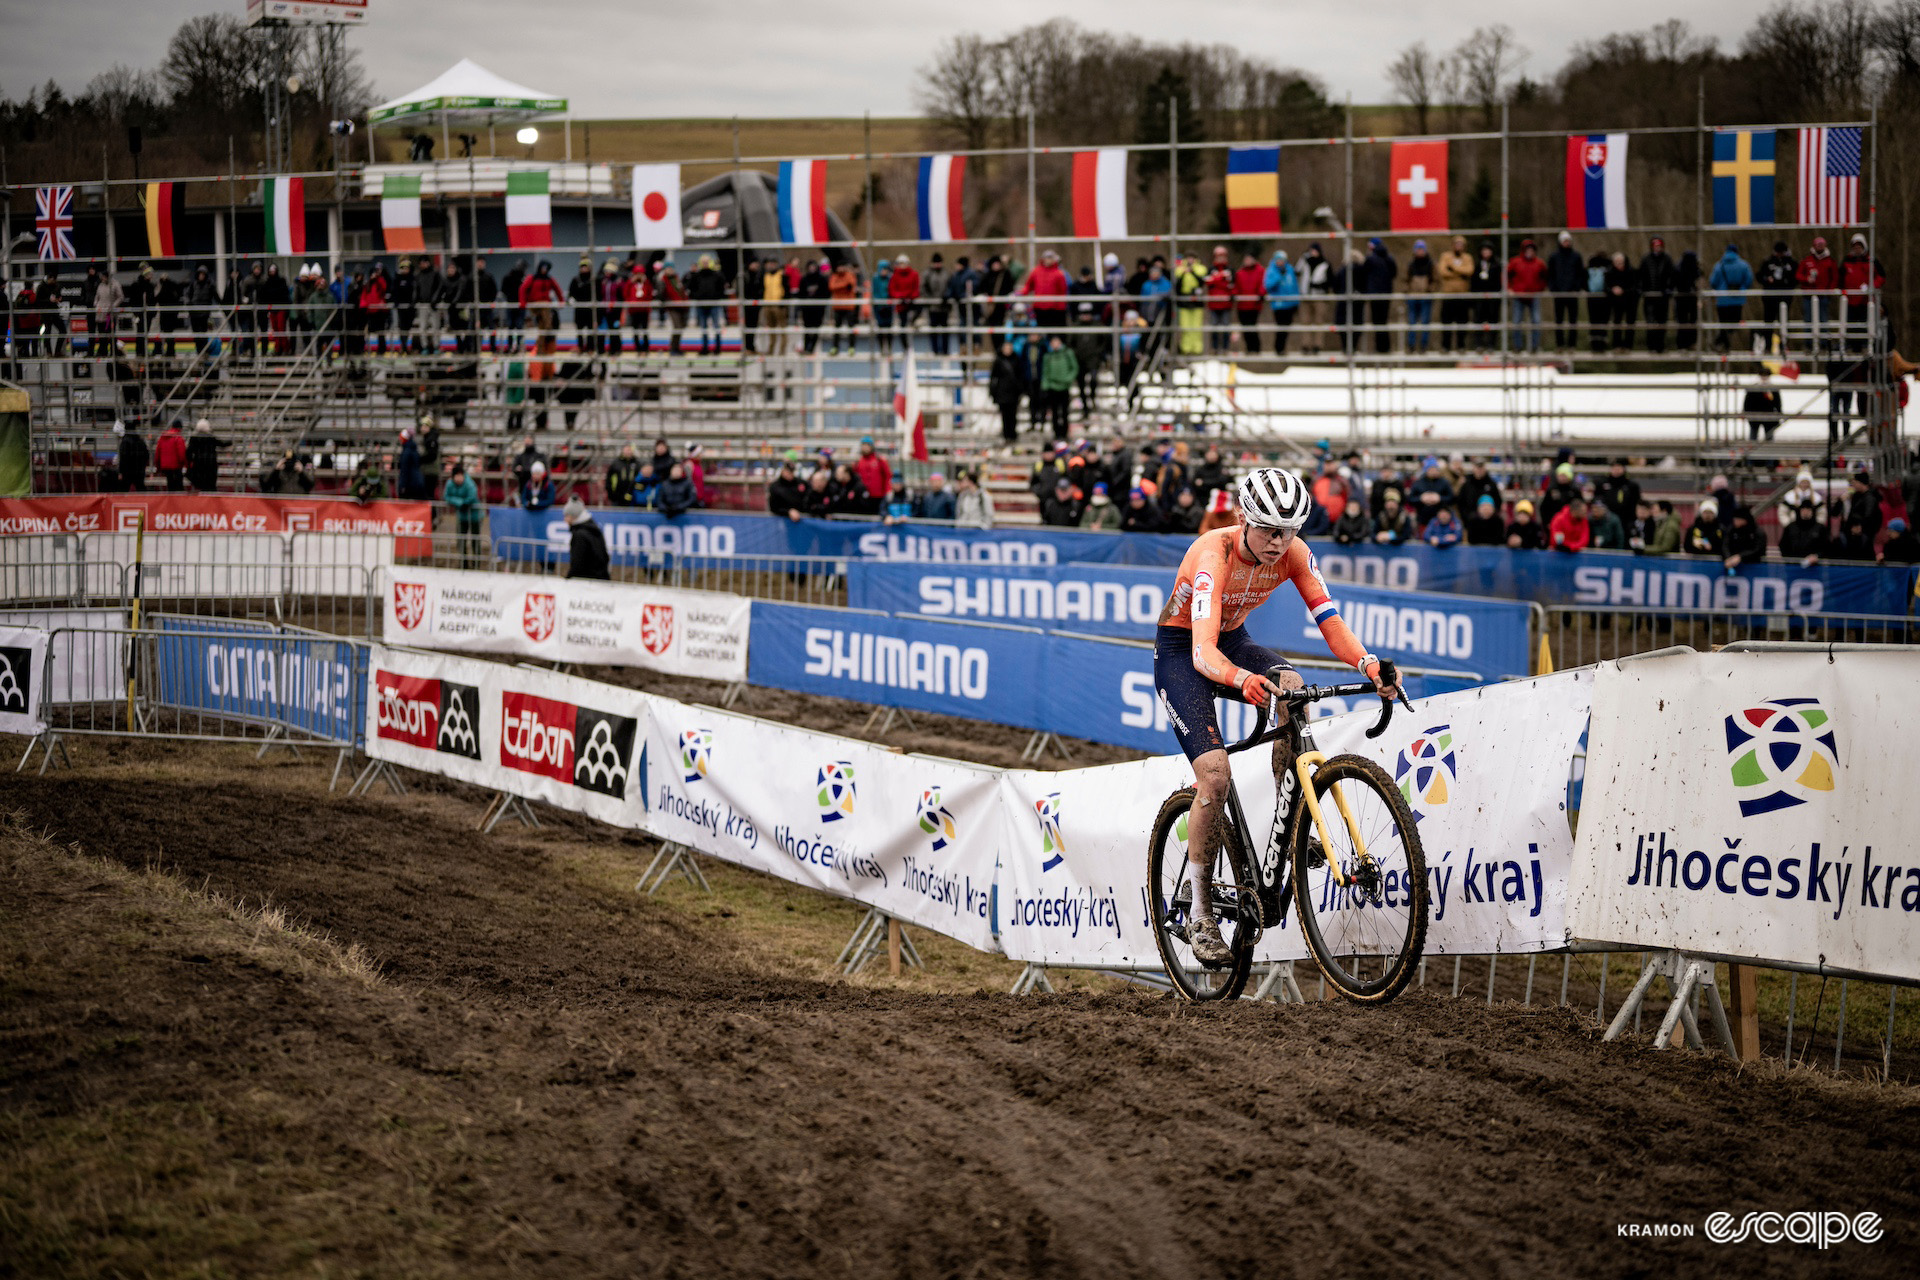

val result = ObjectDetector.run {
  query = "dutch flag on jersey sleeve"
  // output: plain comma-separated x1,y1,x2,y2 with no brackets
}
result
917,154,967,242
1309,599,1340,626
1565,134,1629,230
778,159,829,245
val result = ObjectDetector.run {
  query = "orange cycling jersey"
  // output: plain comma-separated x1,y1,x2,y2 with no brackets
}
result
1160,525,1372,693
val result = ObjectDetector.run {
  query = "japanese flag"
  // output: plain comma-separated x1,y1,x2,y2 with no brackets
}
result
1389,140,1449,233
631,163,683,249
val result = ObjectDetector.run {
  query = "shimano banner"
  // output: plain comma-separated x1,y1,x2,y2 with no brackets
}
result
151,616,368,746
847,561,1532,678
1570,648,1920,983
487,507,1915,615
748,601,1478,755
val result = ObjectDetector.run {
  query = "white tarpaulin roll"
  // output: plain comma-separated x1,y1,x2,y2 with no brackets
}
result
1569,648,1920,982
381,566,748,682
0,625,50,736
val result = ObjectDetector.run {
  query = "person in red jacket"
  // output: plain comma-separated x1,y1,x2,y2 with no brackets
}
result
518,260,564,333
623,262,654,354
888,254,922,339
1017,249,1070,330
1506,238,1548,354
1548,495,1592,553
1203,246,1235,354
153,420,188,491
1839,232,1886,353
853,436,892,502
1233,253,1267,354
1797,234,1838,346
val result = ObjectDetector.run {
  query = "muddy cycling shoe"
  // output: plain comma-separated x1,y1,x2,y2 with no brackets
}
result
1187,913,1233,967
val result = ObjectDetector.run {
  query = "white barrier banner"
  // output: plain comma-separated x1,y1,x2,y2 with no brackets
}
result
85,532,286,600
290,532,393,597
0,534,80,603
0,625,50,736
366,645,648,829
636,695,1002,953
0,609,128,704
995,671,1592,969
381,566,748,682
1569,649,1920,982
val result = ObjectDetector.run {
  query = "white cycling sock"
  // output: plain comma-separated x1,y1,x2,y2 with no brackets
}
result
1190,857,1214,921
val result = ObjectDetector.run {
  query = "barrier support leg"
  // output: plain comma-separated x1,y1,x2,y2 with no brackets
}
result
254,724,302,760
840,909,921,975
635,842,711,896
18,731,69,774
1604,952,1665,1042
1010,963,1055,995
347,757,408,798
719,681,747,709
479,790,540,834
1246,961,1305,1003
329,747,354,793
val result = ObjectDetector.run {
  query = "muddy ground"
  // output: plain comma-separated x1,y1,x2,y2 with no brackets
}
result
3,740,1916,1280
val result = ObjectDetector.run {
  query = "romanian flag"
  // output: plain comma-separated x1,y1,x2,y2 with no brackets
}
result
505,169,553,248
381,174,426,252
143,181,186,258
1225,146,1281,235
263,176,306,255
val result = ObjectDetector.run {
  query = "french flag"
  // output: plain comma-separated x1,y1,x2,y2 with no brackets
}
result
917,153,967,242
778,159,829,245
1565,133,1629,230
1072,149,1128,240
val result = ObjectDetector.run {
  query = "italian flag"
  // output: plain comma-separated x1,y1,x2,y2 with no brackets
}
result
264,176,306,255
381,175,425,252
506,169,553,248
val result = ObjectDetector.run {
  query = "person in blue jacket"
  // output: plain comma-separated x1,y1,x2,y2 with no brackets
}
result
1423,503,1463,547
1708,242,1755,351
1264,251,1300,354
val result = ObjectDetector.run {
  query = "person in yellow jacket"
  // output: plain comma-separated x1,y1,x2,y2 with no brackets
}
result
760,257,788,357
1435,234,1475,355
1173,255,1208,356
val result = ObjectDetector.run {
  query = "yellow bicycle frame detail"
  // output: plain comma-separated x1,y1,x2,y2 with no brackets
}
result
1292,751,1374,888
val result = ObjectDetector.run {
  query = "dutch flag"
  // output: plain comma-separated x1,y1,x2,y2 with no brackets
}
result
778,159,829,246
1565,133,1628,230
916,154,967,243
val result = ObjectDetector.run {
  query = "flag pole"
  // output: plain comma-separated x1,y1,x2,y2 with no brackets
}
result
1025,104,1037,275
1500,101,1510,360
125,509,145,732
1169,98,1179,267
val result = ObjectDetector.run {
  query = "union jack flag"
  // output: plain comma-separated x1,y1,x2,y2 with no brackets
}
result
35,185,76,260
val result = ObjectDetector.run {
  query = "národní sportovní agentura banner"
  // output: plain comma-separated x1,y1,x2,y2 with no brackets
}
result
846,559,1534,679
992,670,1594,970
152,616,368,746
0,625,50,737
1568,648,1920,983
366,645,648,830
0,494,435,555
635,694,1004,954
380,566,748,682
484,506,1917,617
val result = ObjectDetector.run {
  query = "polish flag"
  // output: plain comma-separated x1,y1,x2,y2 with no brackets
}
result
778,159,829,245
505,169,552,249
917,153,967,242
894,346,928,462
630,163,683,249
1072,149,1128,240
1389,140,1449,233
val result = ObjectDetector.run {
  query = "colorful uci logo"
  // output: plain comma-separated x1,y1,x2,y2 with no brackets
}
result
1035,792,1066,871
816,761,856,822
917,786,958,851
1725,698,1838,817
678,728,713,783
1394,724,1456,822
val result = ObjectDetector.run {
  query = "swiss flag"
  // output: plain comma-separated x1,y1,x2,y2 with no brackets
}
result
1389,140,1449,233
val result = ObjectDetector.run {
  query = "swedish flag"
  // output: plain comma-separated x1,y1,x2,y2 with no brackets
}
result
1712,129,1776,226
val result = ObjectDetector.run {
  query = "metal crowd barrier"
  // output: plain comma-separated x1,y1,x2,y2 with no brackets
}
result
1543,602,1918,667
482,537,851,608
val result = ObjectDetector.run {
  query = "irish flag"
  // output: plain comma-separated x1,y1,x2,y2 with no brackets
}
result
263,176,306,255
381,175,425,252
506,169,553,248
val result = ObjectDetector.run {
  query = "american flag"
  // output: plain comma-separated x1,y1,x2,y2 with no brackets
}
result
35,185,76,260
1798,127,1861,225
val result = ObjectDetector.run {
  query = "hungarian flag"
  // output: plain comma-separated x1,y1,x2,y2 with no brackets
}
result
630,163,683,249
143,181,186,257
506,169,553,248
1225,146,1281,235
263,176,306,255
381,175,425,252
894,345,928,462
1388,140,1448,233
1071,149,1128,239
916,153,967,242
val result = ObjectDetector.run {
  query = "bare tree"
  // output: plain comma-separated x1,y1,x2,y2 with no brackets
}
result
1451,24,1529,129
82,65,163,123
914,33,1002,151
160,13,264,123
1387,42,1439,133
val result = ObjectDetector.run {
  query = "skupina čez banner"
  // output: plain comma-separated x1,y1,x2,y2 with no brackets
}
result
1570,649,1920,983
380,566,748,683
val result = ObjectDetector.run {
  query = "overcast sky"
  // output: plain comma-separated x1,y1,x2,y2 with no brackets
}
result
3,0,1768,116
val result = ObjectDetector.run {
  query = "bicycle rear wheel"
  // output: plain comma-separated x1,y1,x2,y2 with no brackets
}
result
1148,787,1257,1002
1290,754,1429,1004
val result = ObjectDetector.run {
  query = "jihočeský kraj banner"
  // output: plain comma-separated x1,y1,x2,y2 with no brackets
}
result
1568,648,1920,983
992,671,1593,970
634,693,1003,954
0,624,50,737
380,566,748,682
367,645,651,829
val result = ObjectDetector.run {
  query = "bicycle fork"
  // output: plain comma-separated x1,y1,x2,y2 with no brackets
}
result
1254,724,1375,920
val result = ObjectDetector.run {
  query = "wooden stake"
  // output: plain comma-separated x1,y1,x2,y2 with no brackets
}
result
887,917,902,977
1726,963,1762,1061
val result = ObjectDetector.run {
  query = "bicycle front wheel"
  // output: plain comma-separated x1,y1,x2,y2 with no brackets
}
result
1290,754,1429,1004
1147,787,1256,1002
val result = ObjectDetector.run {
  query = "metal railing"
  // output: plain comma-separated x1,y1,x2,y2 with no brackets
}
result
483,537,850,607
1544,602,1918,667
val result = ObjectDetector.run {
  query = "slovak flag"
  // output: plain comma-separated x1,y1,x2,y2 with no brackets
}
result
1072,149,1128,240
778,159,829,245
1388,140,1448,232
916,153,967,242
1565,134,1629,230
894,345,928,462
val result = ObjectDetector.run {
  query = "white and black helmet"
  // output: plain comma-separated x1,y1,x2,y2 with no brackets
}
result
1236,467,1312,530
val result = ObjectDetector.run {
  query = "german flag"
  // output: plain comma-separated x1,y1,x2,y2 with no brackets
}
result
143,181,186,258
